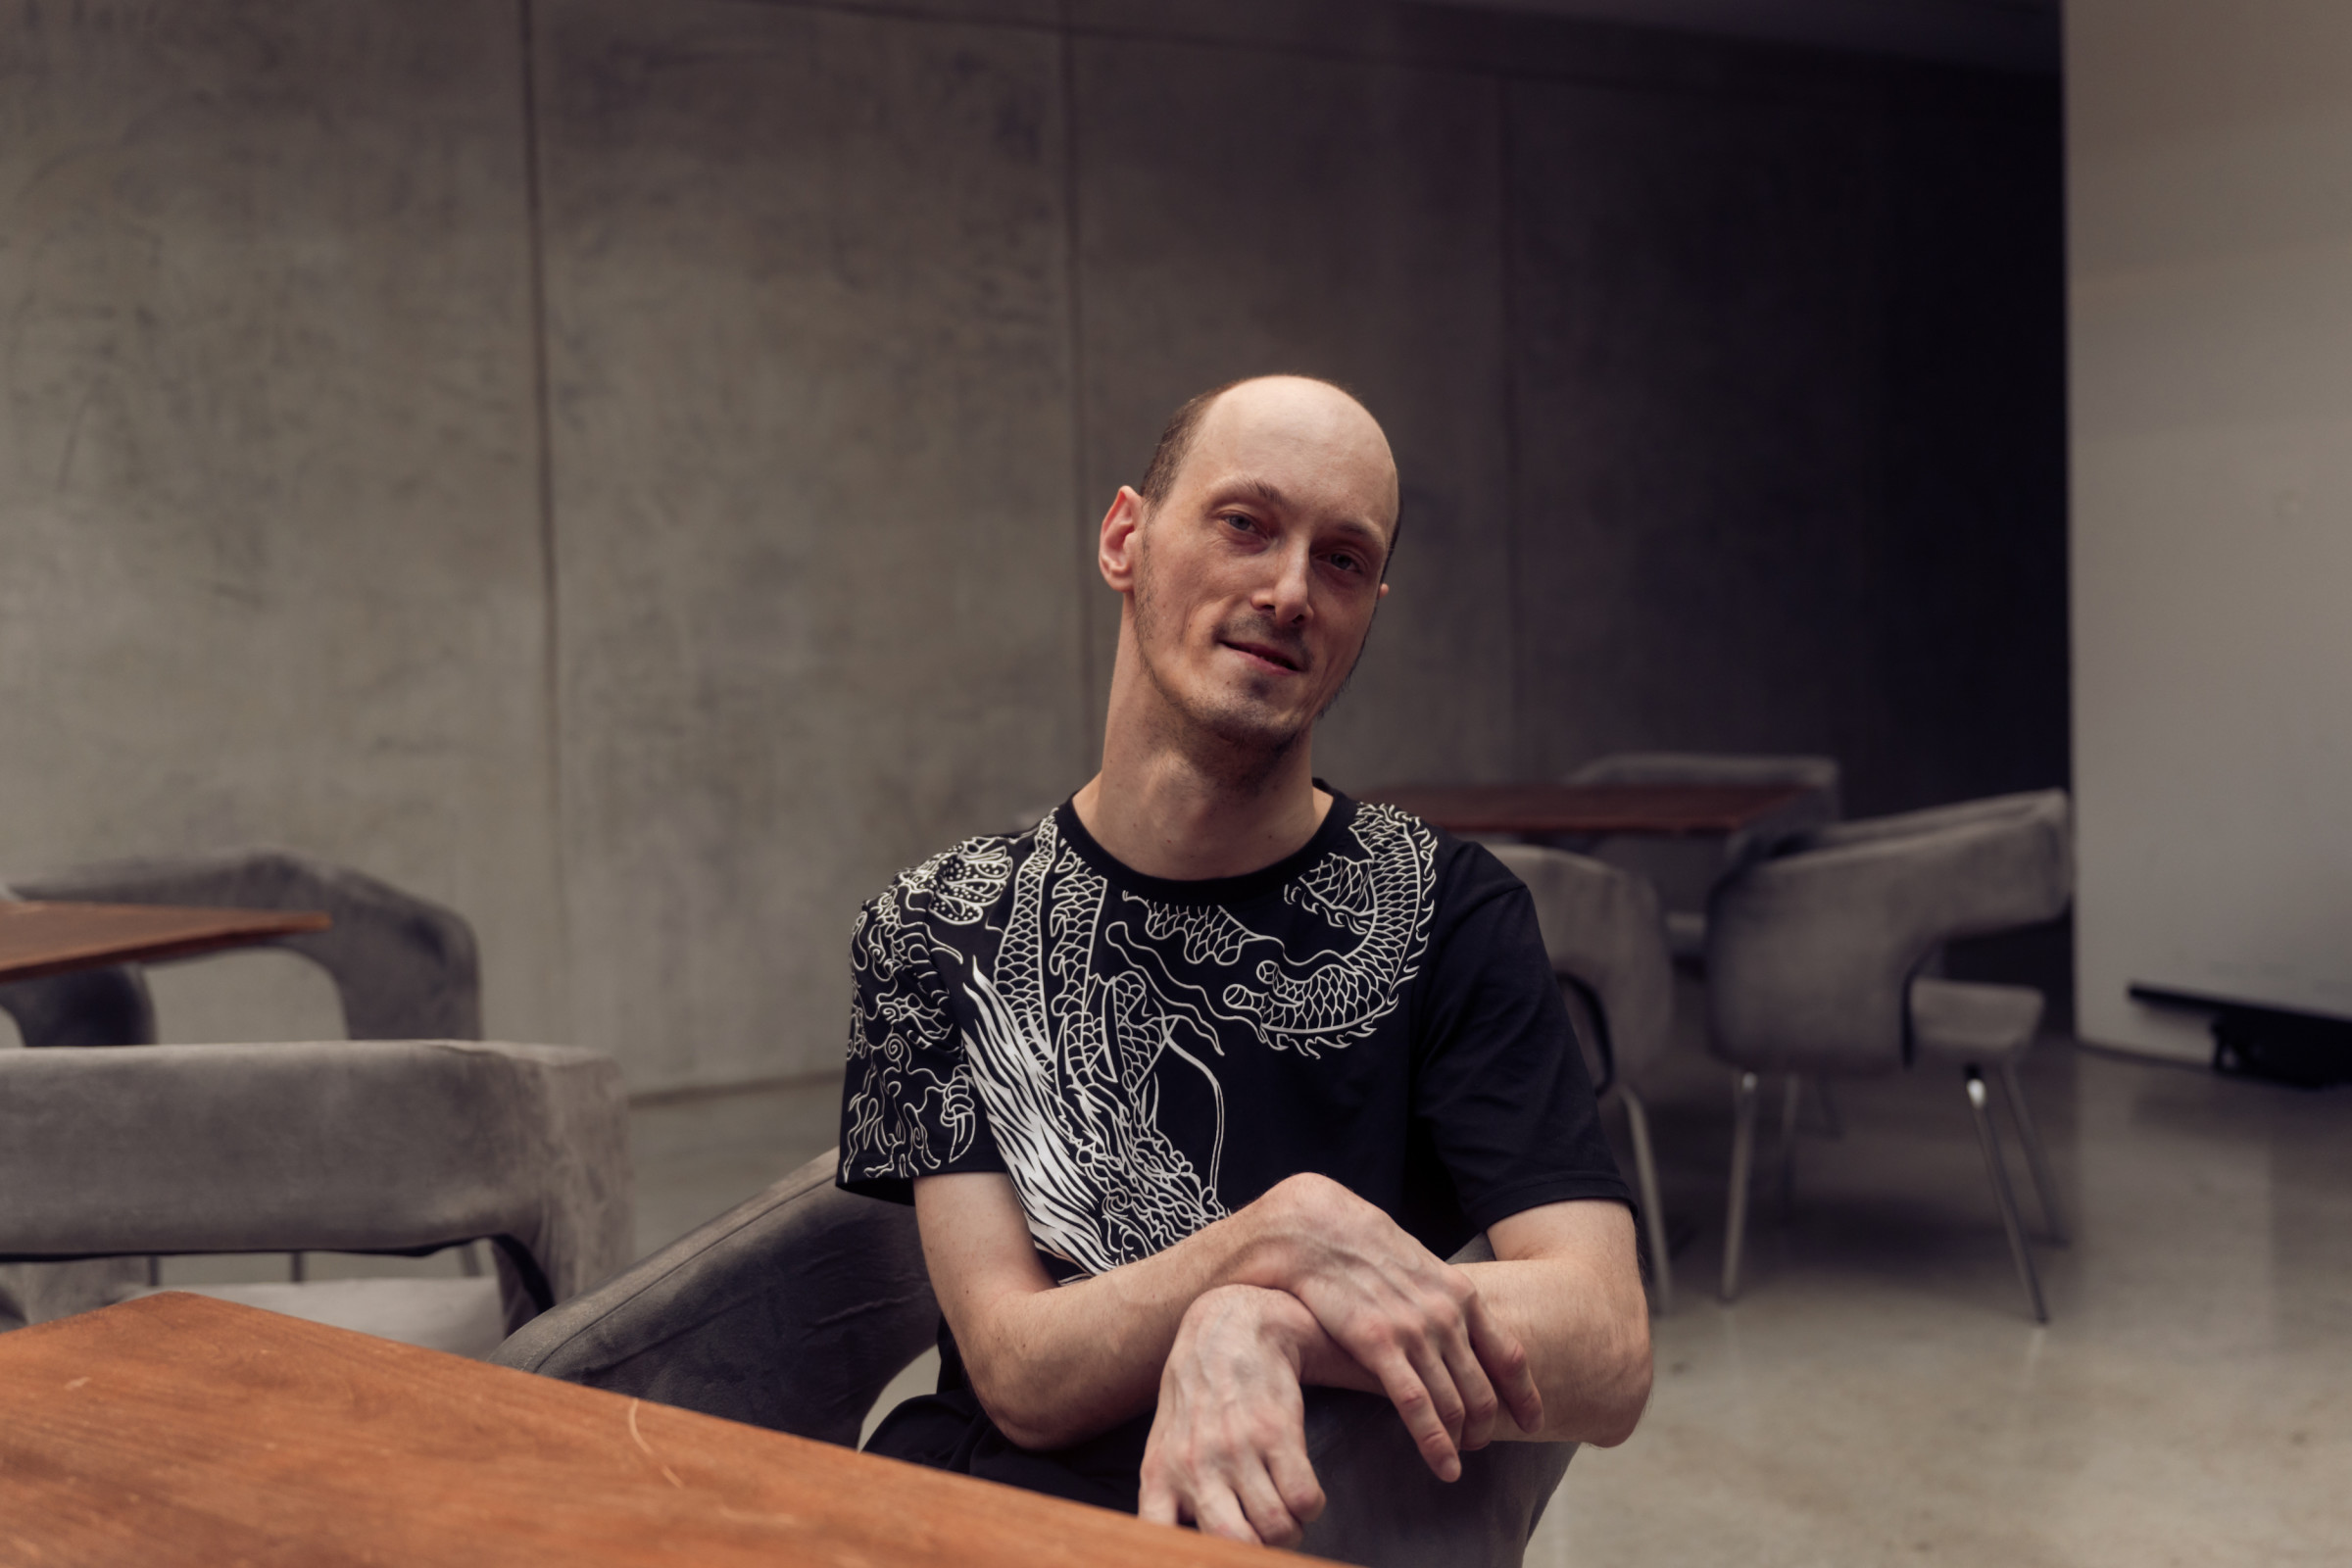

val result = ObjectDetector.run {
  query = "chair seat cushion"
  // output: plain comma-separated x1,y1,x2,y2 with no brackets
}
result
114,1279,508,1358
1909,977,2045,1063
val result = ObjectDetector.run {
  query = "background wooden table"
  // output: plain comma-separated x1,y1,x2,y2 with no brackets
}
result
0,1294,1268,1567
1359,781,1813,838
0,901,330,985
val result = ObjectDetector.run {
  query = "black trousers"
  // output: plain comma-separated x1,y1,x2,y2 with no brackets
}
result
861,1325,1153,1514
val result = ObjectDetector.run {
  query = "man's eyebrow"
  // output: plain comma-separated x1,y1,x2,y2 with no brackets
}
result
1208,476,1294,511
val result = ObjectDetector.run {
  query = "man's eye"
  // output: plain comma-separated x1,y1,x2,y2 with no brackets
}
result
1222,513,1254,532
1329,552,1360,573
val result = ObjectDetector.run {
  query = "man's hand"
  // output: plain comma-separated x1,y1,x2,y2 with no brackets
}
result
1237,1173,1544,1482
1139,1285,1328,1547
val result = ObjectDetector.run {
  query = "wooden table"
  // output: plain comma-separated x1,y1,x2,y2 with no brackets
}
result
0,1294,1268,1567
1359,781,1815,838
0,901,331,985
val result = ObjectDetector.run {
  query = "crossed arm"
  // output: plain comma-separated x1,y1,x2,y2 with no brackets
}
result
912,1169,1652,1545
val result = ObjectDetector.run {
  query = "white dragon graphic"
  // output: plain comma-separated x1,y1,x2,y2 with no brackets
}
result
843,804,1439,1277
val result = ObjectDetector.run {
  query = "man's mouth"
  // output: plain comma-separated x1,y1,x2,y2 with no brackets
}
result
1220,638,1304,674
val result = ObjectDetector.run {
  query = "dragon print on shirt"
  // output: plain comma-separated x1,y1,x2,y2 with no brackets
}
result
841,804,1441,1278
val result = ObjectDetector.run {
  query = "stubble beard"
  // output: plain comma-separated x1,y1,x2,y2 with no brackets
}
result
1130,564,1321,787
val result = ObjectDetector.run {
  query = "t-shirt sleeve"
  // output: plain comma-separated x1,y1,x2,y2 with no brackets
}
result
1408,843,1635,1234
835,877,1007,1205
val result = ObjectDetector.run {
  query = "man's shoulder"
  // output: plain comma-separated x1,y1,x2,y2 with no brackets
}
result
866,826,1033,926
1329,795,1518,911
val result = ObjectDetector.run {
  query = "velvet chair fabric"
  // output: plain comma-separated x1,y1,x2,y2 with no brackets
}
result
0,1040,633,1335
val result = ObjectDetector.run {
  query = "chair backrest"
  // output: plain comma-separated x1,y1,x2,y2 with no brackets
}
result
1484,844,1672,1090
0,848,479,1046
492,1150,939,1447
1705,789,2072,1074
0,1040,633,1333
1563,752,1842,916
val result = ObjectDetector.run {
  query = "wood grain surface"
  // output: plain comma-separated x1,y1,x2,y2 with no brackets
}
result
1359,781,1813,837
0,902,331,985
0,1294,1270,1567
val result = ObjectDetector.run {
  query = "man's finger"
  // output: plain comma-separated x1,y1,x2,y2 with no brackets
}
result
1367,1348,1462,1483
1434,1319,1503,1451
1192,1484,1265,1546
1464,1296,1544,1434
1267,1435,1327,1529
1138,1471,1180,1528
1234,1460,1304,1549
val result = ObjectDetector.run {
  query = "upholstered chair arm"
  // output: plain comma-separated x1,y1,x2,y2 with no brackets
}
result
6,849,481,1040
491,1151,940,1448
0,1040,631,1332
1798,789,2068,858
1705,795,2072,1074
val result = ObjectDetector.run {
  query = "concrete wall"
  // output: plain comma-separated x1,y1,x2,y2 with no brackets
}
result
0,0,2066,1089
2068,0,2352,1059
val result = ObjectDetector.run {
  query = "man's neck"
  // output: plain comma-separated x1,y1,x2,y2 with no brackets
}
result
1071,710,1331,884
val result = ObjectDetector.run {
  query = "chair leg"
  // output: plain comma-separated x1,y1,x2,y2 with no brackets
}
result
1995,1059,2069,1246
1723,1071,1761,1301
1964,1067,2047,1324
1777,1073,1803,1219
1621,1086,1673,1315
1811,1076,1844,1139
289,1250,306,1284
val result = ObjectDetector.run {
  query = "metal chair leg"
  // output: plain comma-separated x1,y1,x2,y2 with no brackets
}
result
1811,1076,1844,1139
1723,1071,1760,1301
1995,1059,2069,1246
1777,1073,1803,1219
1621,1086,1673,1315
1964,1067,2047,1323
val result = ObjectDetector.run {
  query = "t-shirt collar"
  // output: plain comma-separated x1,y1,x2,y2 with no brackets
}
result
1051,782,1360,906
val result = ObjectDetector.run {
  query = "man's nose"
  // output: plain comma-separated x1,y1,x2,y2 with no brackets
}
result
1253,540,1314,624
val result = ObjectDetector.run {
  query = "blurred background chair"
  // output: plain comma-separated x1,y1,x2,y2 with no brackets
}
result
1563,752,1842,962
1487,843,1678,1313
0,847,481,1049
495,1151,1577,1568
1704,790,2074,1321
0,848,618,1351
0,1039,634,1352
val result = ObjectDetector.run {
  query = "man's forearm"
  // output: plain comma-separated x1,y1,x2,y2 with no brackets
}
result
1459,1204,1652,1446
920,1177,1306,1450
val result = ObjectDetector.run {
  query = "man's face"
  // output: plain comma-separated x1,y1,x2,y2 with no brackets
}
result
1121,379,1398,757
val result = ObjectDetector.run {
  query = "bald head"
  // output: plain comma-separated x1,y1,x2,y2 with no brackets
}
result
1139,376,1400,560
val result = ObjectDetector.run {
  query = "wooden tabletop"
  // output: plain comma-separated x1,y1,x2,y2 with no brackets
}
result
0,901,331,985
0,1294,1271,1567
1360,780,1815,837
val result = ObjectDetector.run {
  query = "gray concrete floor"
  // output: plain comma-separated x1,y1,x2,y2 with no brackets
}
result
157,1031,2351,1564
1532,1037,2351,1567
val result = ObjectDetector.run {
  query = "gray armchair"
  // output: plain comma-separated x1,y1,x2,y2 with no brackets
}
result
1705,789,2073,1320
1486,844,1677,1312
0,846,480,1050
0,849,611,1350
0,1039,634,1346
494,1152,1576,1567
1563,752,1841,961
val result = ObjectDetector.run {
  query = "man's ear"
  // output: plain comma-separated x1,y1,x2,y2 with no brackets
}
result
1099,485,1148,592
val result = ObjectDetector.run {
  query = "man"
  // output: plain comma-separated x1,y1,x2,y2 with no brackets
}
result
837,374,1650,1547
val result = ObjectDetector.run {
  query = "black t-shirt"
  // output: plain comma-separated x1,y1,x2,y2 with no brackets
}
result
836,790,1631,1271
